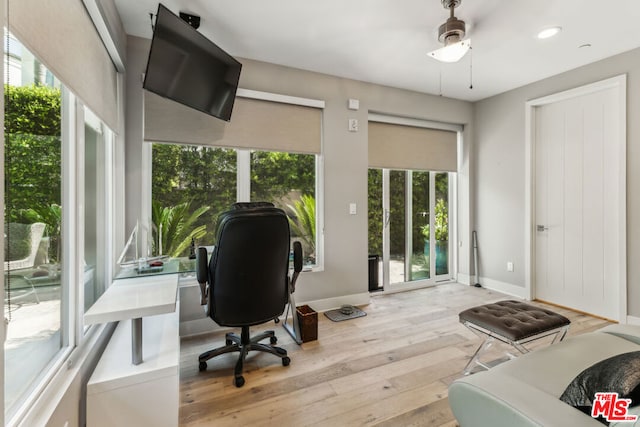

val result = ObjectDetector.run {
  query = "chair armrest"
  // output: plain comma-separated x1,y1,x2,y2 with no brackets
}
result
196,247,209,306
289,241,303,293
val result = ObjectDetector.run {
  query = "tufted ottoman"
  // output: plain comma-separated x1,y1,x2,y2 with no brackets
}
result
459,300,571,374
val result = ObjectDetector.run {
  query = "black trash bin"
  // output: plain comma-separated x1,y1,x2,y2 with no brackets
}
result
368,255,380,291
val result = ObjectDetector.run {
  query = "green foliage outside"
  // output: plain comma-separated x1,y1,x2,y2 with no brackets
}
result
287,194,316,257
420,198,449,242
152,144,237,246
250,151,315,202
4,84,62,262
151,145,316,257
367,169,383,256
151,200,209,257
368,169,449,257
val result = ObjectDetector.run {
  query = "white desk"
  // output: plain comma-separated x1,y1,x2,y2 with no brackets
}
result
85,274,178,364
87,308,179,427
85,274,181,427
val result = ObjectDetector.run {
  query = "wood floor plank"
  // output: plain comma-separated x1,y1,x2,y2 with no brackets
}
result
373,398,455,427
179,283,612,427
312,380,449,427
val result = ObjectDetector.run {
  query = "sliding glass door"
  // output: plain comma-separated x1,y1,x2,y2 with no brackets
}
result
368,168,452,290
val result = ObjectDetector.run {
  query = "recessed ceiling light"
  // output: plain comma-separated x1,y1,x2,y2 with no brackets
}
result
537,26,562,39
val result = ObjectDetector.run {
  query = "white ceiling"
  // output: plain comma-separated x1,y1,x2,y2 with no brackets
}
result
113,0,640,102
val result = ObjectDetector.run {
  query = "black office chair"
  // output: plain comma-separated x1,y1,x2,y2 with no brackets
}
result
196,202,303,387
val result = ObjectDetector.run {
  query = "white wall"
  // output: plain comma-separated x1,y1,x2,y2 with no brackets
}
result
124,36,475,309
474,47,640,316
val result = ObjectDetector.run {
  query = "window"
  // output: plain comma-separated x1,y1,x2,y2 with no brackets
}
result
83,107,114,313
152,145,319,266
3,32,116,421
4,32,66,415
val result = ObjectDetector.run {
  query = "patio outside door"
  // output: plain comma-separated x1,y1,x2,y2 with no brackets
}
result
368,168,452,290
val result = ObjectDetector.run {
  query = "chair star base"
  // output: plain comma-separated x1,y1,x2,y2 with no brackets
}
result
198,325,290,388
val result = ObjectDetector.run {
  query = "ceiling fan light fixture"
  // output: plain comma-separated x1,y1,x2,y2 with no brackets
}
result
537,26,562,39
429,38,471,62
429,0,471,63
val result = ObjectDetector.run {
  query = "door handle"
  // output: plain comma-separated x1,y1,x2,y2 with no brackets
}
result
536,225,549,232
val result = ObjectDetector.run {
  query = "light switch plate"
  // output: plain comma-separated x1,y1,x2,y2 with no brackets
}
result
349,203,357,215
348,98,359,110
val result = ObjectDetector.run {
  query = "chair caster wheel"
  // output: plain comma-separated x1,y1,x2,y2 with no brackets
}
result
226,339,233,346
274,317,280,324
234,376,245,387
270,336,277,344
282,356,291,366
199,361,207,372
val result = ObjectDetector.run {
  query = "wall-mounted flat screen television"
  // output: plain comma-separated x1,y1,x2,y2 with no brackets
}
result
143,4,242,121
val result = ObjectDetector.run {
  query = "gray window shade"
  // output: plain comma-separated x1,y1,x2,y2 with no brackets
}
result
145,92,322,154
9,0,119,131
368,121,457,171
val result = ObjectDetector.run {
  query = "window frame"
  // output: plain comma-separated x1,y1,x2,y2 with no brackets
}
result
145,91,325,271
3,36,118,425
79,104,116,325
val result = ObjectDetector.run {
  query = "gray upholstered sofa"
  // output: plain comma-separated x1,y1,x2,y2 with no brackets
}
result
448,324,640,427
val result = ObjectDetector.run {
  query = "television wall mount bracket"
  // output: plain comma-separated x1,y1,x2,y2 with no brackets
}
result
179,11,201,29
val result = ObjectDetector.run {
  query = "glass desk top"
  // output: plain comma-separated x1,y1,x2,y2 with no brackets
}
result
114,257,197,280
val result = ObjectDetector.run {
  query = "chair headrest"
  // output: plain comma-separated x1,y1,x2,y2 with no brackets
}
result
231,202,275,210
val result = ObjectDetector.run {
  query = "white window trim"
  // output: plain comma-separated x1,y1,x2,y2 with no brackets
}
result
368,112,462,133
236,88,325,109
236,149,251,202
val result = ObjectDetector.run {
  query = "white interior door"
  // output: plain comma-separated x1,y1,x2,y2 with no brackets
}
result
534,83,623,320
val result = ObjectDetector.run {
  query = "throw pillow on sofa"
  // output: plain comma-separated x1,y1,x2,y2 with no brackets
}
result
560,351,640,425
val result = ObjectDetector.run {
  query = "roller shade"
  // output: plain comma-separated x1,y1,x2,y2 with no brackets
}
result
368,121,457,172
9,0,119,131
145,92,322,154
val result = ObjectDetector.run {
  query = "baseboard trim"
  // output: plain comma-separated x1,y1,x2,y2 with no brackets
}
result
300,292,370,313
477,277,528,300
457,273,471,286
627,315,640,326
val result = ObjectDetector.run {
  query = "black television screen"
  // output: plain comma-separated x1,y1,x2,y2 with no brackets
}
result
143,4,242,121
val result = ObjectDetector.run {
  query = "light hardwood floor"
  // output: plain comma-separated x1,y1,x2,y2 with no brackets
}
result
179,283,611,426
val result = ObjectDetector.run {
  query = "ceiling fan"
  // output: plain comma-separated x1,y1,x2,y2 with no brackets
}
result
428,0,471,63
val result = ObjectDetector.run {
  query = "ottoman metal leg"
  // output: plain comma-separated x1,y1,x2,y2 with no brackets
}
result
463,336,495,375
